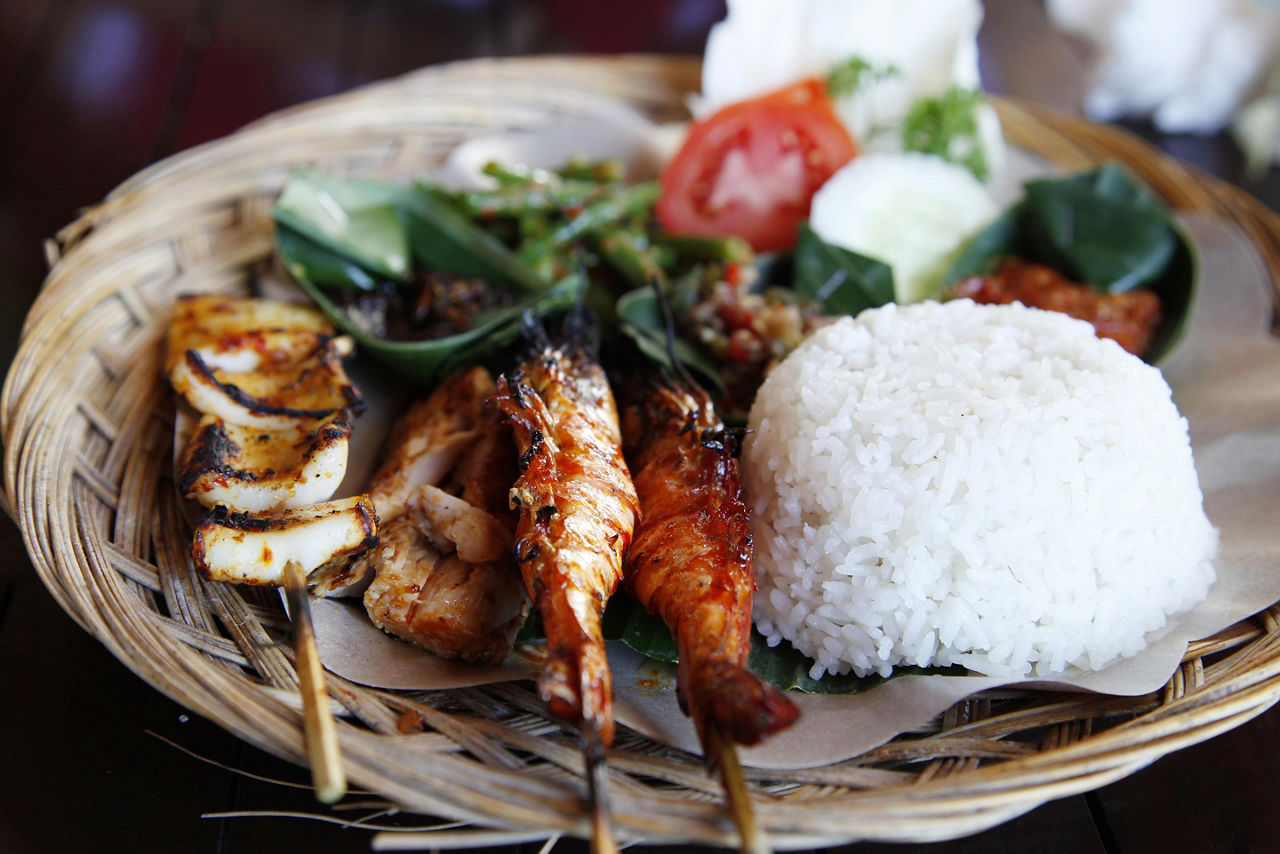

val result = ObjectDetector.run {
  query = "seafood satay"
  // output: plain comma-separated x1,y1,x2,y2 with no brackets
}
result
494,343,639,748
621,375,799,754
358,367,528,665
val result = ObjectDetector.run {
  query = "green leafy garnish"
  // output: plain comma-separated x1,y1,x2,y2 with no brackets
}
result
826,56,900,98
792,223,895,315
615,287,728,398
945,164,1197,362
902,87,989,180
280,226,579,382
595,596,959,694
270,171,587,383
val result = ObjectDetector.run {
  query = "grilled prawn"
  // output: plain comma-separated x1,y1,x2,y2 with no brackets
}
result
494,342,639,747
622,375,798,755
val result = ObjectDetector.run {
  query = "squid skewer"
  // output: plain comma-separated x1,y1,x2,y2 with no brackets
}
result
171,294,375,803
494,320,639,854
621,372,799,854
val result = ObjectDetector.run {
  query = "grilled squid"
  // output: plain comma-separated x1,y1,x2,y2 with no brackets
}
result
169,293,375,586
179,414,351,512
168,294,362,431
192,496,378,586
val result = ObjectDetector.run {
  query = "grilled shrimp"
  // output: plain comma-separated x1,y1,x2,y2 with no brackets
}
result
494,343,639,746
622,375,798,754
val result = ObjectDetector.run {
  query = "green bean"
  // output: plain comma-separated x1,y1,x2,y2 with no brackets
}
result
556,156,626,184
597,229,666,289
458,181,605,217
655,233,755,265
482,161,548,185
520,181,661,260
518,211,550,240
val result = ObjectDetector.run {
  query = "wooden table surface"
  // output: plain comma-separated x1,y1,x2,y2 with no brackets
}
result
1,2,1277,852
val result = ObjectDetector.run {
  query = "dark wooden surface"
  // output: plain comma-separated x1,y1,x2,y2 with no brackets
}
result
1,2,1277,852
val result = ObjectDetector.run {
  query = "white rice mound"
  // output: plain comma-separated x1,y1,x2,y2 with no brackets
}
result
744,299,1218,679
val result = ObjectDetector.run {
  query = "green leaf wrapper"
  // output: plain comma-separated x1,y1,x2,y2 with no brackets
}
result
945,164,1197,363
272,171,579,383
792,223,896,315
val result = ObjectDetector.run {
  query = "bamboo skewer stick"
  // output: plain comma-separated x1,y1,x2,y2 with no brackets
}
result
707,724,770,854
283,558,347,804
582,729,618,854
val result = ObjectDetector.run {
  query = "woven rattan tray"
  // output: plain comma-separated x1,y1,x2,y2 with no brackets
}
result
5,56,1280,848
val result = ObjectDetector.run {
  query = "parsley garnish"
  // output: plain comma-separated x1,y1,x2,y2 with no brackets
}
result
826,56,900,98
902,87,989,180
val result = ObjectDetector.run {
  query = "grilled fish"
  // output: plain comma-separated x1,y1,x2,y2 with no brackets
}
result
359,367,527,665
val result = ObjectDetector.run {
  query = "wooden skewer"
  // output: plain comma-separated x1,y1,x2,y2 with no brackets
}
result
707,723,770,854
582,729,619,854
283,559,347,804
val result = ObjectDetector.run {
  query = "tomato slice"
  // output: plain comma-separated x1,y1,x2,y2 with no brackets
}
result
656,78,858,253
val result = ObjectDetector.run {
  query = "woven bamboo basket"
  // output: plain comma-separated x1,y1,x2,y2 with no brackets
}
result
5,55,1280,849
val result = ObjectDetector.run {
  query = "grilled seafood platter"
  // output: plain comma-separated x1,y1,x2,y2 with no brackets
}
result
152,5,1280,850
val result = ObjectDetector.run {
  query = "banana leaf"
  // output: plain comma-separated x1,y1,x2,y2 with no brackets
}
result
615,286,728,398
278,223,578,383
272,172,415,283
510,595,956,694
272,171,549,294
945,163,1197,363
792,223,896,315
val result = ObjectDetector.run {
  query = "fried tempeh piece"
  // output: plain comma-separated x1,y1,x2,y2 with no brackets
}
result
622,376,798,755
359,367,528,665
494,346,640,747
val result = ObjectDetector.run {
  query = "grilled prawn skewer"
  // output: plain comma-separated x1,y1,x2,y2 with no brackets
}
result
622,375,799,852
495,338,639,852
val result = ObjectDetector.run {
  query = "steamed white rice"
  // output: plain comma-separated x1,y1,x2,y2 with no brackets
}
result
743,299,1218,679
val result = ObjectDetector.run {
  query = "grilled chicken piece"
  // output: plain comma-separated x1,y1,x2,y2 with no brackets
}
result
358,367,527,665
622,376,799,754
179,413,351,512
192,495,377,585
494,346,639,746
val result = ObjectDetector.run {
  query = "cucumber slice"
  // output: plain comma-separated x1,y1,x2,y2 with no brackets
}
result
809,152,999,304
